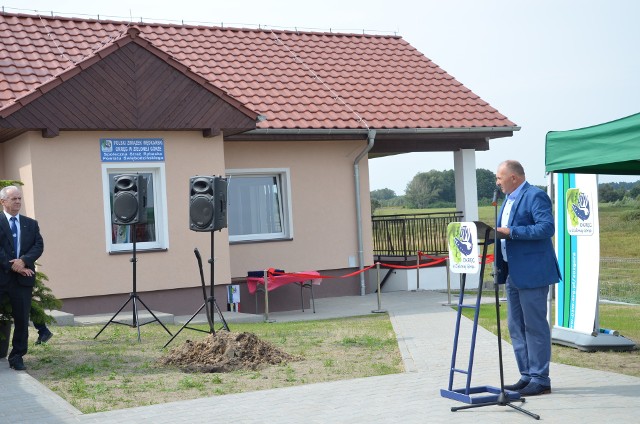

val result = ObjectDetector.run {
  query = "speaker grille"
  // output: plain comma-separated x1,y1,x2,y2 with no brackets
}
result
191,177,214,195
115,177,136,191
190,196,214,230
113,192,139,224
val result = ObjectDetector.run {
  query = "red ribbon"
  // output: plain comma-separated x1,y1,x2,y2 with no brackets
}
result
263,252,493,280
267,264,377,280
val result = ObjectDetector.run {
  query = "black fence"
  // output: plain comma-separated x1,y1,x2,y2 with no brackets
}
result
372,211,464,260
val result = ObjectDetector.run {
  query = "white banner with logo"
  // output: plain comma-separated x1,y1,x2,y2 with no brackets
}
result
554,173,600,334
447,221,479,274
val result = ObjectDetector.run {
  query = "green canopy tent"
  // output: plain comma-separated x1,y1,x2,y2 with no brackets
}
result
544,112,638,351
545,112,640,174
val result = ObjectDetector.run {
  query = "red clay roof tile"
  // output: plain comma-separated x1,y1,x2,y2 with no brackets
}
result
0,12,516,130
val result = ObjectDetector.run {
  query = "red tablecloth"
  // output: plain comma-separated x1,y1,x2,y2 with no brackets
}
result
247,271,321,294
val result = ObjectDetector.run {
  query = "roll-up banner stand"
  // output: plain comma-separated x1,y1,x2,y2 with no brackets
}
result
552,173,635,351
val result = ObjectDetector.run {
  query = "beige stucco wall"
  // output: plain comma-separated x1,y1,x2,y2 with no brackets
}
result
1,134,36,216
9,131,230,299
2,132,374,302
224,140,374,278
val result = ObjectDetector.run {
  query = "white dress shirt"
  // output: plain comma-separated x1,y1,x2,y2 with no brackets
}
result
500,181,527,262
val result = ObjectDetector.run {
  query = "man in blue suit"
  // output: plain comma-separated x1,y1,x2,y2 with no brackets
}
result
495,160,561,396
0,185,44,371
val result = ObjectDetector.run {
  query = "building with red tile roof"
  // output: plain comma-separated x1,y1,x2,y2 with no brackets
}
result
0,12,517,141
0,11,517,316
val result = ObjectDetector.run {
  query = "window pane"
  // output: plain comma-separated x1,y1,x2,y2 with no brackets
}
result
109,172,157,244
228,175,283,237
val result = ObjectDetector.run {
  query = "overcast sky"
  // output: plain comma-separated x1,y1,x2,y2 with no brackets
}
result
7,0,640,193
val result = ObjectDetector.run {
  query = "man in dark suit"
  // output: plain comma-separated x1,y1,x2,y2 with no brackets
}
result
0,185,44,371
495,160,561,396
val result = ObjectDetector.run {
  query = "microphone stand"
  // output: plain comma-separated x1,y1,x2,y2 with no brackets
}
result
491,188,538,416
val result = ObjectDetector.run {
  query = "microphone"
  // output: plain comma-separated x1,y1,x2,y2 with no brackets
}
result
492,186,500,206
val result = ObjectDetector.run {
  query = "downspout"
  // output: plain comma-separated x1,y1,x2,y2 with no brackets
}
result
354,129,376,296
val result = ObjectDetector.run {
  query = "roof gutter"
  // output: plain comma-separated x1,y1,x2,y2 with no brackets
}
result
354,129,376,296
244,126,520,136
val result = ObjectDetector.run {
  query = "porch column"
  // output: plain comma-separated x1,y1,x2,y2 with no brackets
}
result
453,149,479,221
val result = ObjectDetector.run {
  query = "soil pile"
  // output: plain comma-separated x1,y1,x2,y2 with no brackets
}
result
159,331,302,373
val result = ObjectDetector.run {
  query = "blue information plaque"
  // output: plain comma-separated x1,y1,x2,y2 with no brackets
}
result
100,138,165,162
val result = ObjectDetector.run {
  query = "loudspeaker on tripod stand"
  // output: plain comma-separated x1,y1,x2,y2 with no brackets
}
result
189,176,228,232
112,174,147,225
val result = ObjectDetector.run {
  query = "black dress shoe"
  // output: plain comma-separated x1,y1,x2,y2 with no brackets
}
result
8,356,27,371
504,379,529,391
36,331,53,345
519,382,551,396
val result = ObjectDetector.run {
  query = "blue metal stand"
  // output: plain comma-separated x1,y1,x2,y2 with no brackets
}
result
440,221,539,420
440,225,516,403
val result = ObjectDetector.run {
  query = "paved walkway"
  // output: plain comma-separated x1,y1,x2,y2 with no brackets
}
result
1,290,639,423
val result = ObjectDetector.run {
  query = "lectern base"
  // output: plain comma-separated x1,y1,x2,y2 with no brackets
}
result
552,327,636,352
440,385,520,404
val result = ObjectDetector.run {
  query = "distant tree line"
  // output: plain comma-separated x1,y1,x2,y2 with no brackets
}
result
371,169,640,212
598,181,640,203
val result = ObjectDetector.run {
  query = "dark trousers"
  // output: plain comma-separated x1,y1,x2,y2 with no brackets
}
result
34,321,49,334
0,281,33,359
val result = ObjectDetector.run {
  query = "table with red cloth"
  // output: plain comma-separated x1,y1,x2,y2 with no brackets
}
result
247,271,322,318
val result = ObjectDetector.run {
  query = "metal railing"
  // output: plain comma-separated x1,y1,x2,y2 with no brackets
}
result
372,211,464,259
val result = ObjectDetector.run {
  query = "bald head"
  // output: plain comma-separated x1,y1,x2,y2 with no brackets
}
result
496,160,526,195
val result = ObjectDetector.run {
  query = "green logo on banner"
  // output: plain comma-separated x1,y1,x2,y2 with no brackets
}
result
447,222,463,264
566,188,580,227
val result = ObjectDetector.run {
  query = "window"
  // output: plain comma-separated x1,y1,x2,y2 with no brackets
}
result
102,163,169,252
226,168,293,242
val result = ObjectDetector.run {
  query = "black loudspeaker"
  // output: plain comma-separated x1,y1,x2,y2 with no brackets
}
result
213,177,228,231
189,176,228,232
112,174,147,225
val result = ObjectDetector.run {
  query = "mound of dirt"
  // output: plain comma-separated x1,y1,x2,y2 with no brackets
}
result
159,331,302,373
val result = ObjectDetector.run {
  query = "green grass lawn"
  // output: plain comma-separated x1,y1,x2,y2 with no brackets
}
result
598,203,640,257
27,315,402,413
460,301,640,378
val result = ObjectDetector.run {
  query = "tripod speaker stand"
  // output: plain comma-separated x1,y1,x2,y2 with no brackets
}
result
94,224,173,342
164,232,229,348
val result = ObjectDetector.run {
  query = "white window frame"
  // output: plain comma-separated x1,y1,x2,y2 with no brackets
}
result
101,163,169,253
226,168,294,243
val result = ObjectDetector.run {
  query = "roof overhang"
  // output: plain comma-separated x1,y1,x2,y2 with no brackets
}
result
224,126,520,156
